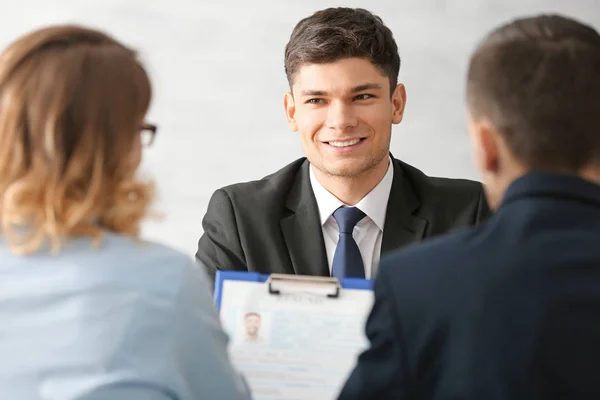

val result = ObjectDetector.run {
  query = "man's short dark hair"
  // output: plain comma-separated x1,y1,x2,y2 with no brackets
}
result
284,7,401,93
467,14,600,171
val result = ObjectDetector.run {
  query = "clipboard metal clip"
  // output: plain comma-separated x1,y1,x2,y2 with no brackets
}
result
267,274,341,299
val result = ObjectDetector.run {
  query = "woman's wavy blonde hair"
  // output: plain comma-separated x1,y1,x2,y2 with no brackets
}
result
0,25,154,254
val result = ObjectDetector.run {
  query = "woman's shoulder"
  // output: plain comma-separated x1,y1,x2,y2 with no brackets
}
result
0,231,203,293
87,232,198,283
100,232,191,264
32,232,203,295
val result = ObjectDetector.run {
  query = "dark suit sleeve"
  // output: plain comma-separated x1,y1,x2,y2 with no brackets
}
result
474,185,492,224
196,189,247,283
337,265,409,400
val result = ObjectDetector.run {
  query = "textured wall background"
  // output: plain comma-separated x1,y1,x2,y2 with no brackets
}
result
2,0,598,255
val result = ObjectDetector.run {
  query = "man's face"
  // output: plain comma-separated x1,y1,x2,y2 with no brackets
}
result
284,58,406,178
245,314,261,337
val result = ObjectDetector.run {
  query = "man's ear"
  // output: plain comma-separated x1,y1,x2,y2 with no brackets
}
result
472,118,501,174
391,83,407,124
284,92,298,131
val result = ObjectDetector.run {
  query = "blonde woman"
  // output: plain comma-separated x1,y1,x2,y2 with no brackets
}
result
0,25,249,399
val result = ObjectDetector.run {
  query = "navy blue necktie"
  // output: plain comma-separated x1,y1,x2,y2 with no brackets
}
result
331,206,366,280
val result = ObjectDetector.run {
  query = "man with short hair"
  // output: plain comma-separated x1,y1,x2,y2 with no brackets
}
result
339,13,600,399
197,8,489,283
243,312,262,343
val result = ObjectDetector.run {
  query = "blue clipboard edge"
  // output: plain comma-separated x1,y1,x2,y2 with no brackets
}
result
214,270,373,310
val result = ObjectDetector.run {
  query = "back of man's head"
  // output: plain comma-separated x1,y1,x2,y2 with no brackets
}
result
467,14,600,173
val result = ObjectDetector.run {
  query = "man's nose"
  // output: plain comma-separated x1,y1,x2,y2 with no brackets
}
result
325,101,359,131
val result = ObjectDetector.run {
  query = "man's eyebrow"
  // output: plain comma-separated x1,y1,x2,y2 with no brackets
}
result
351,83,383,92
298,83,383,97
299,89,327,96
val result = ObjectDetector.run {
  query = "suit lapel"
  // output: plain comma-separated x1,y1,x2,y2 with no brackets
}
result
381,157,428,256
280,160,330,277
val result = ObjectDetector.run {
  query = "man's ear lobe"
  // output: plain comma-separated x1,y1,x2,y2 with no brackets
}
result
284,92,298,131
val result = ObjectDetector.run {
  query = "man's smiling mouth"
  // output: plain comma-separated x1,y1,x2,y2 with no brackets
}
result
325,138,366,147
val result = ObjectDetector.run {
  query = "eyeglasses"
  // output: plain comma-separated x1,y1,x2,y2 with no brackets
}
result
139,123,157,147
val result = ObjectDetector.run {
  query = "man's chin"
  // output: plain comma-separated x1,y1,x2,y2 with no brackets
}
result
324,168,370,178
320,160,374,178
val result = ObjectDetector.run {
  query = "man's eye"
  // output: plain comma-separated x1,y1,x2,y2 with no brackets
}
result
306,98,324,104
354,94,374,101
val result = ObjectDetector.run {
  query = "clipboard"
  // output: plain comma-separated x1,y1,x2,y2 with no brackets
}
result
214,270,373,310
213,270,374,400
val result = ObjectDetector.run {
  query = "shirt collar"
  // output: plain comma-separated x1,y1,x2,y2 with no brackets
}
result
309,157,394,231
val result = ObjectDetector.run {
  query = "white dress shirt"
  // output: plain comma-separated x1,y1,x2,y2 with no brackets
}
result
309,158,394,279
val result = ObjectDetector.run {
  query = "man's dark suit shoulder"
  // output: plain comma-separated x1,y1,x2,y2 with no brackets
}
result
394,158,489,230
196,159,307,280
399,158,483,202
213,158,305,214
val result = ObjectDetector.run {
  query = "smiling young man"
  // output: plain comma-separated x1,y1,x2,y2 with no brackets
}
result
196,7,490,283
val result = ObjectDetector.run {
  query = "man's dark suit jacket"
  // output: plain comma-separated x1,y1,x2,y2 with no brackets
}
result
196,157,490,282
339,172,600,400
